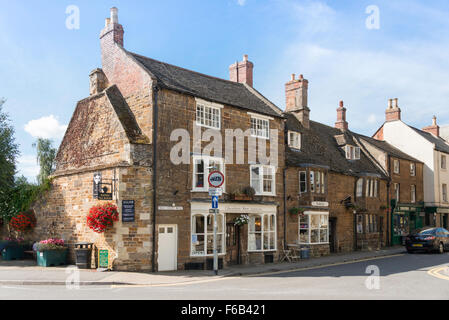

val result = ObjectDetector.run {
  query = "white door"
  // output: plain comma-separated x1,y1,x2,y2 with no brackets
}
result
157,225,178,271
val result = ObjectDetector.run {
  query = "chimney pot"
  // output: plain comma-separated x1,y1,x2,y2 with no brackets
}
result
388,99,393,109
105,18,110,27
243,54,248,61
335,100,348,131
339,100,344,108
110,7,119,24
433,115,437,126
291,74,295,81
299,74,304,80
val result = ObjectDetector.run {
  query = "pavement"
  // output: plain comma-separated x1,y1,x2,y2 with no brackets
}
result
0,246,407,287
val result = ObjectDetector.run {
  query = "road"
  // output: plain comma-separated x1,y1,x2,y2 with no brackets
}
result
0,252,448,300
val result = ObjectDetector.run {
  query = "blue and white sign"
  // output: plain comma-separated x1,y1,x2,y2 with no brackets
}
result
212,196,219,209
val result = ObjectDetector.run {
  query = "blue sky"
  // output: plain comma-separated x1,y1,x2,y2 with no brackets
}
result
2,0,449,181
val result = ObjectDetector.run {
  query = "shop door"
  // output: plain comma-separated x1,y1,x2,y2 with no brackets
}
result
329,218,337,253
157,225,177,271
226,223,240,265
443,215,448,229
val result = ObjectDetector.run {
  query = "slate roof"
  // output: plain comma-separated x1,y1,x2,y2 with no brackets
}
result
408,125,449,155
354,133,421,163
285,113,385,177
128,51,282,118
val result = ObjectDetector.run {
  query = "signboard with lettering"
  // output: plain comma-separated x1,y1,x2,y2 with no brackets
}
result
98,182,113,201
98,249,109,269
122,200,135,222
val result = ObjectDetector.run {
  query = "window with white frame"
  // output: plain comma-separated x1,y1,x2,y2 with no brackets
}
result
248,213,276,251
443,184,448,202
393,159,400,174
299,171,307,193
196,100,221,129
192,156,225,192
356,178,364,197
310,171,315,193
345,145,360,160
288,131,301,150
250,165,275,195
410,163,416,176
365,179,378,198
411,185,416,203
191,213,225,256
394,183,400,201
250,116,269,139
299,212,329,244
442,155,447,170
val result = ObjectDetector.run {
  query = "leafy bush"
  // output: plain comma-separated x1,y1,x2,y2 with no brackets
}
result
87,203,119,233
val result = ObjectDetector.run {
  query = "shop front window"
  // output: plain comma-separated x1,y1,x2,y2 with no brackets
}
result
248,213,276,251
299,212,329,244
191,213,225,256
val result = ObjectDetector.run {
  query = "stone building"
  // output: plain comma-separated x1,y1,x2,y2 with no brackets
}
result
31,8,285,271
284,75,389,255
373,99,449,231
23,8,426,272
357,133,425,245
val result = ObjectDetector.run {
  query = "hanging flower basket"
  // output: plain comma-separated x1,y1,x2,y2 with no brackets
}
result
289,207,305,215
234,215,250,226
87,203,119,233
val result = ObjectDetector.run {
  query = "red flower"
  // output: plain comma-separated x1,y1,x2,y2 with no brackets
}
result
86,203,119,233
9,210,36,232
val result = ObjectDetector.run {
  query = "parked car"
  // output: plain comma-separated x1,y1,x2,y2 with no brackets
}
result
405,228,449,254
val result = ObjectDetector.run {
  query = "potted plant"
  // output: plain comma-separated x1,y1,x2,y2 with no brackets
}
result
1,237,25,261
230,187,255,201
289,207,305,215
234,215,250,226
87,202,119,233
35,239,68,267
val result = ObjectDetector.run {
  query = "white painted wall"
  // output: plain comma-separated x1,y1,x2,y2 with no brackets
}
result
434,150,449,207
382,120,436,204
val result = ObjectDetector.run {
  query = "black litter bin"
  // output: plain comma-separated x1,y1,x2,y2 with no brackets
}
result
75,242,93,269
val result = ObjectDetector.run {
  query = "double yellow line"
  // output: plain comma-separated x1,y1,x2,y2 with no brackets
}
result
427,266,449,281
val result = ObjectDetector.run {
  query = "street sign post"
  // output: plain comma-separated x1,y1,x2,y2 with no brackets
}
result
212,196,218,209
208,171,224,276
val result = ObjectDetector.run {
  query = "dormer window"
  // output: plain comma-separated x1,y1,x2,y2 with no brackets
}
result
345,145,360,160
288,131,301,150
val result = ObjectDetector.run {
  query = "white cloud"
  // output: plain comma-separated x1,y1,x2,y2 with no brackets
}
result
16,155,39,182
237,0,246,6
24,115,67,139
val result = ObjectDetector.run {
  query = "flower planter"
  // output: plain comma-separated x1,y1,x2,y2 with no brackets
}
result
1,245,24,261
230,194,253,201
36,249,68,267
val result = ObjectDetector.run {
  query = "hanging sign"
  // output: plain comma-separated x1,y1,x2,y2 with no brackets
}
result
98,183,113,201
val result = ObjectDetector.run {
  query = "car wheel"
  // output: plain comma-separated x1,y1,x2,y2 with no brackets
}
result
438,242,444,254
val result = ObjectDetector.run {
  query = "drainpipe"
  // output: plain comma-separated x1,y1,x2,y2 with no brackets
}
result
386,155,392,247
151,86,159,272
283,168,287,249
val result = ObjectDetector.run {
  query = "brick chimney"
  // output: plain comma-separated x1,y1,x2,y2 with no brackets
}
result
100,7,124,47
386,98,401,122
335,100,348,131
422,116,440,137
89,69,108,95
229,54,254,87
285,74,310,129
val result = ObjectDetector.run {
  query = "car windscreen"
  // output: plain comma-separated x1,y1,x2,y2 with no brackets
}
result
417,228,436,235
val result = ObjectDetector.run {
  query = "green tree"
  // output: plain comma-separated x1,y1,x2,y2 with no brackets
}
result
33,138,57,185
0,98,19,222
